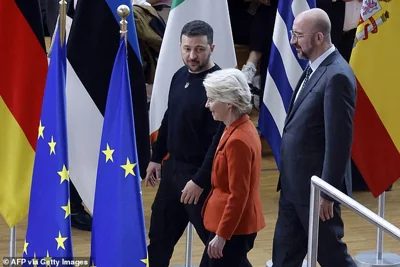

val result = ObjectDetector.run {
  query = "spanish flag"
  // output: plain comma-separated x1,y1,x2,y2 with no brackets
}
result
0,0,48,227
350,0,400,197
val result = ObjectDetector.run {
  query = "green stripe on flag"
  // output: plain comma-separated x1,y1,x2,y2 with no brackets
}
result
171,0,185,9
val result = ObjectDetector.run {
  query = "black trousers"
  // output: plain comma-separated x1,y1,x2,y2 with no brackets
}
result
70,181,84,214
272,193,357,267
336,29,357,63
253,3,278,93
228,0,276,52
249,3,277,53
205,232,257,267
148,159,211,267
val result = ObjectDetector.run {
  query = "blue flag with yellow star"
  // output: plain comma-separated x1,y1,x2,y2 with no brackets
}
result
90,37,148,267
23,25,73,266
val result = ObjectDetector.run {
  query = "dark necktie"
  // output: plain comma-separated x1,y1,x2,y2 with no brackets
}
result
301,66,313,89
294,66,313,103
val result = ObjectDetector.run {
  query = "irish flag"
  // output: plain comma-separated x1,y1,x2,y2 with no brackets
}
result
0,1,48,227
149,0,237,142
350,0,400,197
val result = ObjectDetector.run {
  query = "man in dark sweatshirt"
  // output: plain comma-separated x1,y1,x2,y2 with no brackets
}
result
144,20,224,267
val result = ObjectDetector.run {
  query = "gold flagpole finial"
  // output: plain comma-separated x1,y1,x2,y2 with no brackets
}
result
117,5,130,49
59,0,67,47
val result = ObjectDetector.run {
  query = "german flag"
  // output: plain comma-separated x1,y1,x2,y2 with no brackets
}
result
0,0,48,227
350,1,400,197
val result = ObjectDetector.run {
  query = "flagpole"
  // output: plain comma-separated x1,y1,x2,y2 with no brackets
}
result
377,192,385,261
59,0,67,47
9,226,16,260
117,4,129,52
354,191,400,267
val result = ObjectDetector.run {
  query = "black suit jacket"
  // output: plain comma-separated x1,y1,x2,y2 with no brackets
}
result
278,50,356,204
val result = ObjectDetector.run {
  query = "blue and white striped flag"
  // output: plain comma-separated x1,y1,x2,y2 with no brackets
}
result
258,0,316,169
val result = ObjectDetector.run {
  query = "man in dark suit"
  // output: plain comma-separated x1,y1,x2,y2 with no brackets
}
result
317,0,372,191
272,8,357,267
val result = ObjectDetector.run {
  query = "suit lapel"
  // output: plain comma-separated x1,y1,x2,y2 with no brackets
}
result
216,129,231,154
292,66,326,111
285,50,339,127
214,115,250,159
285,70,306,125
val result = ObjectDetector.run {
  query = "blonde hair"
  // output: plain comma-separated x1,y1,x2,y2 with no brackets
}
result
203,68,252,115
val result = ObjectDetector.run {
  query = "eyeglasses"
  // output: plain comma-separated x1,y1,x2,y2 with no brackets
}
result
290,30,306,40
290,30,321,41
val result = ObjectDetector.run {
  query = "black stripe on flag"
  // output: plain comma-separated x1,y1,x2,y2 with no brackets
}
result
15,0,46,53
67,0,150,178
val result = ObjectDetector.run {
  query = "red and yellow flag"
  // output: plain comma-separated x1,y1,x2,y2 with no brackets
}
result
350,0,400,197
0,0,47,227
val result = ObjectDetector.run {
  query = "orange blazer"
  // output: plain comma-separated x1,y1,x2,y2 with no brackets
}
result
202,115,265,240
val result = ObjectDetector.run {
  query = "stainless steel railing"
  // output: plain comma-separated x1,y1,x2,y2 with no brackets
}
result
307,175,400,267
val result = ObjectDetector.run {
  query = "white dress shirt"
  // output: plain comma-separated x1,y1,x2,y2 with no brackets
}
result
295,45,336,102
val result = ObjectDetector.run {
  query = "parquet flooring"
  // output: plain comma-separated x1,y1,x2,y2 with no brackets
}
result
0,155,399,266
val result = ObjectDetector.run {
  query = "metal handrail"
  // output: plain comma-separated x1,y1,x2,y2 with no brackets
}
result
307,175,400,267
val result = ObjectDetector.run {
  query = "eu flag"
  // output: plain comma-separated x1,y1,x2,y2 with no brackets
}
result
90,37,148,267
23,26,73,266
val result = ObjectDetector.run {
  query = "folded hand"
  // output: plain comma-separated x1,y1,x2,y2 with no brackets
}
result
180,180,203,204
320,198,334,222
207,235,226,259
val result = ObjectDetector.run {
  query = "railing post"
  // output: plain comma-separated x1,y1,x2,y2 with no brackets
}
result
309,176,400,267
172,223,197,267
354,191,400,266
307,180,320,267
185,223,194,267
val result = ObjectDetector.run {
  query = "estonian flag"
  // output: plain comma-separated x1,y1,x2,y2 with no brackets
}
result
66,0,150,213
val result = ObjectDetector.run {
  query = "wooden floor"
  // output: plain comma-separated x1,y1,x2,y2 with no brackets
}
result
0,155,399,266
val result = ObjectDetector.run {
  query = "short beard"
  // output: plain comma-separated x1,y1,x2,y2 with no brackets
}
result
299,41,316,61
299,50,310,60
186,54,211,73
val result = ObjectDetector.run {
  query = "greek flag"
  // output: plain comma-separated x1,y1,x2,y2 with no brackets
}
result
258,0,316,168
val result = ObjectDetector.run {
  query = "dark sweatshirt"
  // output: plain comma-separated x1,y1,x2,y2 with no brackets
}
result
151,64,223,187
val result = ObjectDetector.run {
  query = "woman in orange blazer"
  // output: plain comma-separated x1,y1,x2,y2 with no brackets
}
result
202,68,265,267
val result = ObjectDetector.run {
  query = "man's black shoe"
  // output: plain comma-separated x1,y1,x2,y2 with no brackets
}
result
71,210,92,231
